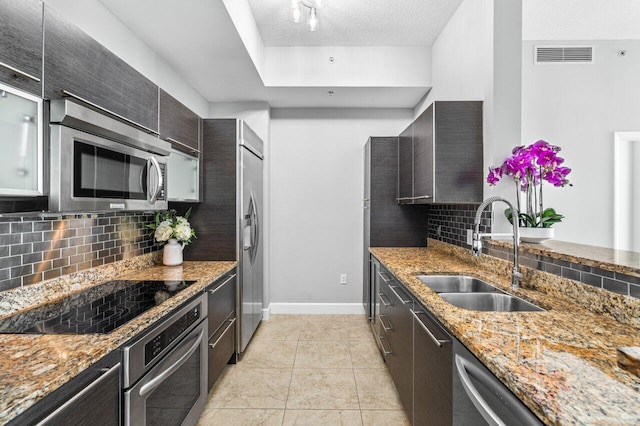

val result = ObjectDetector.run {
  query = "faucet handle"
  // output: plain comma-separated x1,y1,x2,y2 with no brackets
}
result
471,232,482,256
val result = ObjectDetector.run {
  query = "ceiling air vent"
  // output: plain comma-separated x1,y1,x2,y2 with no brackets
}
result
535,46,594,64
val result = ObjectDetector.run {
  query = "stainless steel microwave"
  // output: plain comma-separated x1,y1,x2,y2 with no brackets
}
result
49,100,170,212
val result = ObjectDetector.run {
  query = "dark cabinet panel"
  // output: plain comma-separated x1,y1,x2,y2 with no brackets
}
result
433,101,484,203
381,275,414,420
206,269,237,391
398,101,483,204
413,104,434,199
207,272,236,339
8,354,121,426
0,0,43,95
173,119,237,261
43,5,159,133
398,124,413,200
413,309,453,426
367,137,428,247
159,89,200,154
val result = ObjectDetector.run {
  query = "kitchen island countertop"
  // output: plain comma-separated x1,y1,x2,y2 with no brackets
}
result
370,241,640,425
0,258,236,424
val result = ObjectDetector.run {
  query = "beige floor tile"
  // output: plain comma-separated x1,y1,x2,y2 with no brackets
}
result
283,409,363,426
241,340,298,368
254,320,302,341
197,408,284,426
361,410,411,426
208,367,292,409
287,369,360,410
354,369,404,410
344,322,377,342
299,321,350,341
269,314,366,323
349,340,385,369
294,341,352,369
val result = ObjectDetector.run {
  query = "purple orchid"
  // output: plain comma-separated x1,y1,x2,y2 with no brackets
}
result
486,140,572,228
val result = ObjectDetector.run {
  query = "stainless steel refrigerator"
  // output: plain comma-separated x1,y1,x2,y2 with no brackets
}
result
173,119,263,356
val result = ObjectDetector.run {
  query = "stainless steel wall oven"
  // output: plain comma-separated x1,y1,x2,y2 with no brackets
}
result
122,295,208,426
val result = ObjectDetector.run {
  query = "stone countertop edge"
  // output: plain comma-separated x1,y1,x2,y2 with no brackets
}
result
0,257,237,425
486,239,640,277
370,240,640,426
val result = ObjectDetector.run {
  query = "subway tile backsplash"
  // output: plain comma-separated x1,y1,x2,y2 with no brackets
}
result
0,212,157,292
486,244,640,300
428,203,492,247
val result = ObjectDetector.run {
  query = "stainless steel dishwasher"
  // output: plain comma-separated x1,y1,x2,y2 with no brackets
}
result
453,339,543,426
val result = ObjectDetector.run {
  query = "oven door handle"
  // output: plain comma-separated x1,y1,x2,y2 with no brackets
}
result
138,327,204,397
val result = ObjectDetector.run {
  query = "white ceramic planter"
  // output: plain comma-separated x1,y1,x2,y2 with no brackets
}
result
519,227,554,244
162,238,184,266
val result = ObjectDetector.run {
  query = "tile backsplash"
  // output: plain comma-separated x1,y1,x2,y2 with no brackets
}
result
0,212,157,292
428,203,492,247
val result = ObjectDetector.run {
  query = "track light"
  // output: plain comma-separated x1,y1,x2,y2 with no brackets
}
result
289,1,321,32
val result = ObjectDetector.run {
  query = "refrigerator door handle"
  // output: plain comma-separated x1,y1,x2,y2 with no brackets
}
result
250,192,260,263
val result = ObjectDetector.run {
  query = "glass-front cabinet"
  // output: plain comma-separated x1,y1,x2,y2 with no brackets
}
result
167,149,199,202
0,82,44,196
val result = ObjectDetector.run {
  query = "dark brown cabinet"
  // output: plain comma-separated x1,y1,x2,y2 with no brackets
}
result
413,308,453,426
206,270,237,391
159,89,201,155
398,124,413,201
379,270,414,419
398,101,484,204
363,138,427,319
0,0,43,95
43,5,159,133
8,354,121,426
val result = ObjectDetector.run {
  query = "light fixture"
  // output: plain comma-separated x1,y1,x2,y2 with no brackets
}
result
289,1,321,32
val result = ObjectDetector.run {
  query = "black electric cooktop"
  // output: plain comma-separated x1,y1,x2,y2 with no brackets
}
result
0,280,198,335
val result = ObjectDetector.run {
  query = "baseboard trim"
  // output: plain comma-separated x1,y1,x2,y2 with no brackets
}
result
267,303,365,315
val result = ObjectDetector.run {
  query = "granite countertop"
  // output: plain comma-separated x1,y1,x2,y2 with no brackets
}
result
370,242,640,426
0,258,236,424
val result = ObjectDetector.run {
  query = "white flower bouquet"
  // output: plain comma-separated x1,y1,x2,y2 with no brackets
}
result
147,208,196,245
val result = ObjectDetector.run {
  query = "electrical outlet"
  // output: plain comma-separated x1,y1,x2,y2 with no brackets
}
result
467,229,473,245
340,274,347,285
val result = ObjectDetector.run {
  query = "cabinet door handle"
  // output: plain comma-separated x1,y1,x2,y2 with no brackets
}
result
166,137,201,154
389,285,412,304
35,363,120,425
209,318,236,348
60,89,161,135
0,60,40,82
378,335,392,356
396,195,432,202
377,292,391,307
410,309,450,348
379,314,393,331
208,274,237,294
376,270,393,283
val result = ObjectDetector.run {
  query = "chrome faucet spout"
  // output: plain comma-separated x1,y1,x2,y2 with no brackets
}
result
471,197,522,289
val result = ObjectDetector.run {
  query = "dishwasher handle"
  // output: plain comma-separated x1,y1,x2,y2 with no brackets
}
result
455,354,506,426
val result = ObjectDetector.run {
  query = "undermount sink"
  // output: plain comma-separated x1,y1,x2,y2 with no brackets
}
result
439,293,544,312
416,275,544,312
416,275,502,293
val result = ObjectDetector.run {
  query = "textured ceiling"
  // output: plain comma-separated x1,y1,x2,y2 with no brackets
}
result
247,0,464,47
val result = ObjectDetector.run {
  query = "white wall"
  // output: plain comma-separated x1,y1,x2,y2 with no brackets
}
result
521,40,640,248
269,108,412,312
414,0,522,234
44,0,209,116
265,46,431,88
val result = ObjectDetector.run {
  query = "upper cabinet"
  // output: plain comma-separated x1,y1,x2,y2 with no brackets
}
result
398,101,483,204
397,123,413,202
43,5,159,134
0,0,43,96
159,89,201,155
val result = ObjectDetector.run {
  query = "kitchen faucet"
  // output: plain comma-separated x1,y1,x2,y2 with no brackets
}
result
471,196,522,289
